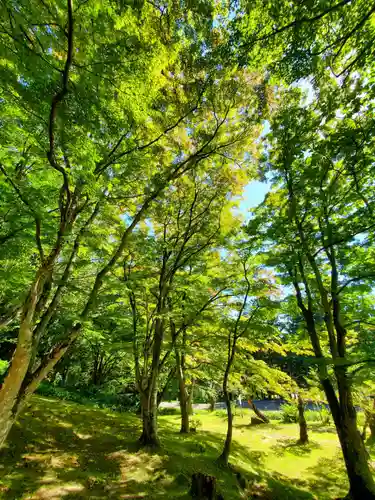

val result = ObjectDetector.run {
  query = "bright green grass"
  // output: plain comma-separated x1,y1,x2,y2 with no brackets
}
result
0,396,372,499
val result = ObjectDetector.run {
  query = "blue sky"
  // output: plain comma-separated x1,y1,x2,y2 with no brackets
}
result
237,180,271,220
235,119,272,220
236,78,314,221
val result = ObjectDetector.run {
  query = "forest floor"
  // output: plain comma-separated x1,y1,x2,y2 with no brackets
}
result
0,396,373,499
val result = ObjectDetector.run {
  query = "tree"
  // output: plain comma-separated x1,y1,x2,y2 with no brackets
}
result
122,165,245,444
217,256,280,465
247,80,375,498
232,0,375,80
0,0,268,448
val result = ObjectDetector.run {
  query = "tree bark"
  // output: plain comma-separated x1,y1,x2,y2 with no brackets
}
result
290,266,375,499
190,473,217,499
209,395,216,412
297,394,308,444
188,379,195,415
0,274,42,447
176,348,190,433
249,399,269,424
218,262,252,466
218,365,233,466
180,394,190,434
137,315,164,447
367,398,375,442
139,391,159,447
323,374,375,499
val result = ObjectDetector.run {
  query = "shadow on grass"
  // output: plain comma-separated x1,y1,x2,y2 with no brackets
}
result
235,422,282,431
305,454,348,498
308,423,337,434
0,396,330,499
270,438,322,457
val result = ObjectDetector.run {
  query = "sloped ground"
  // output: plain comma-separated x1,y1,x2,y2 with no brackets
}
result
0,396,370,499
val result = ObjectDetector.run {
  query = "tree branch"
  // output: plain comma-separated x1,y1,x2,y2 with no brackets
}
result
47,0,74,208
243,0,352,46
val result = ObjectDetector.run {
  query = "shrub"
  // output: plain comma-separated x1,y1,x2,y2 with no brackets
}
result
263,410,282,421
304,410,321,422
36,382,140,412
158,407,180,416
318,407,331,425
190,418,202,430
214,409,228,419
357,411,365,427
0,359,8,378
280,403,298,423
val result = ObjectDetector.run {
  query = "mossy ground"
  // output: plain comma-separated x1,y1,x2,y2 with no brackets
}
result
0,396,373,499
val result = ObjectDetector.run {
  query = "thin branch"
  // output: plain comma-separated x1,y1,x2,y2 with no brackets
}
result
47,0,74,206
242,0,351,46
95,93,206,175
0,163,44,262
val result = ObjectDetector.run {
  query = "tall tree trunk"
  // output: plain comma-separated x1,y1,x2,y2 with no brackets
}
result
139,390,159,447
218,267,250,466
188,379,195,415
249,398,269,424
209,395,216,412
322,375,375,499
180,391,190,434
291,269,375,499
138,317,164,447
218,366,233,466
297,394,308,444
176,348,190,433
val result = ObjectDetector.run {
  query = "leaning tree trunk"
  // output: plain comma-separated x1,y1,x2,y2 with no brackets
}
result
249,399,269,424
0,275,43,448
0,330,32,447
322,374,375,500
297,394,308,444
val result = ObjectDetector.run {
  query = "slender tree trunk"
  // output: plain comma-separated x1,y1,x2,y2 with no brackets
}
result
176,349,190,433
209,395,216,412
218,270,250,466
322,375,375,500
180,393,190,433
249,399,269,424
218,366,233,466
188,379,195,415
297,394,308,444
138,318,164,447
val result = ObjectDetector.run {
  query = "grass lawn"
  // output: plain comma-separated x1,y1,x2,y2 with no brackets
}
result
0,396,372,499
